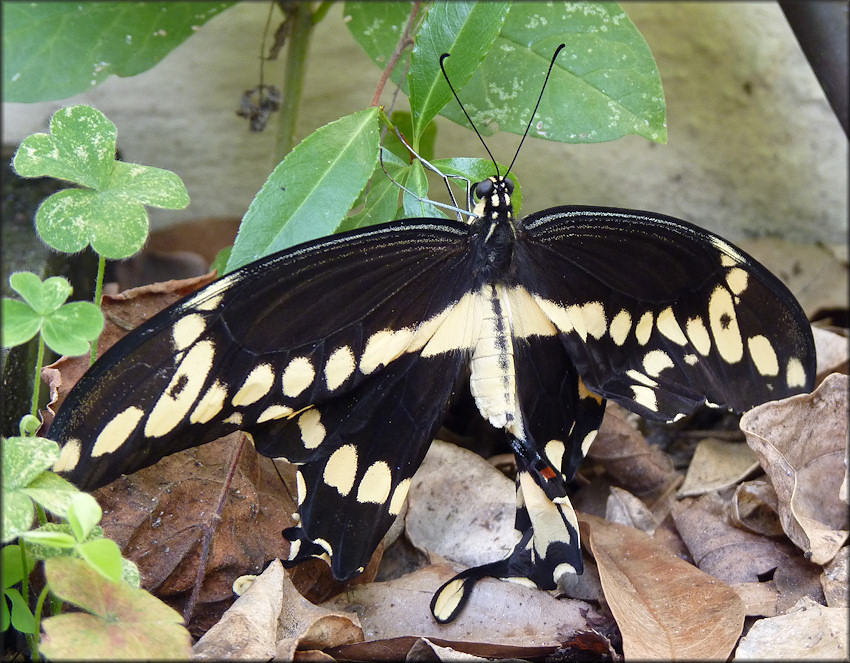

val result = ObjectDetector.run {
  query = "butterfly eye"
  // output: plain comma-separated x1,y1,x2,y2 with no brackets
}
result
503,178,515,195
475,179,493,199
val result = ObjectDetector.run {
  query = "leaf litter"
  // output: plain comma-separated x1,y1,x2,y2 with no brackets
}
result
40,278,849,660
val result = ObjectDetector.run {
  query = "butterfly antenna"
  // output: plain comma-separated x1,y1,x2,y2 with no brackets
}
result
506,43,566,176
440,53,500,177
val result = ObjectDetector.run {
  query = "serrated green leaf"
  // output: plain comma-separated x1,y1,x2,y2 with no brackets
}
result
13,106,116,188
5,588,37,634
41,301,104,357
22,472,80,520
41,558,191,660
1,299,41,348
409,2,509,137
35,188,150,259
340,152,406,232
227,107,380,271
3,2,235,102
109,161,189,209
77,538,123,583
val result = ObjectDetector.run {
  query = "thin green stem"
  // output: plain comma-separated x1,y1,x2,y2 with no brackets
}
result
274,2,315,162
90,254,106,365
30,335,45,418
18,542,39,659
31,585,51,662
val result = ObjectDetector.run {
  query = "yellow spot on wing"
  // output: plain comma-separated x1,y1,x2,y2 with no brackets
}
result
686,316,712,356
656,307,688,345
544,440,566,472
609,309,632,346
360,328,414,373
388,477,411,515
323,444,357,496
297,409,325,449
324,345,355,390
356,461,393,504
725,267,749,295
172,313,206,351
190,380,227,424
747,335,779,376
635,311,653,345
282,356,315,397
256,404,294,423
643,349,675,377
708,286,743,363
785,357,807,388
146,340,215,437
92,406,145,456
232,364,274,406
54,439,81,472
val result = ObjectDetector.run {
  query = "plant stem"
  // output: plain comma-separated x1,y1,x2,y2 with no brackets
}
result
90,254,106,365
30,336,45,418
18,543,39,659
274,3,315,163
31,585,51,662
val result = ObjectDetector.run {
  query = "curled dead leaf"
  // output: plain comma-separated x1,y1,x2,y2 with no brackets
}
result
740,373,849,565
731,480,784,537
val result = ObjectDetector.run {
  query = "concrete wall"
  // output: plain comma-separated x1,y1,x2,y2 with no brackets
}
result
3,3,846,279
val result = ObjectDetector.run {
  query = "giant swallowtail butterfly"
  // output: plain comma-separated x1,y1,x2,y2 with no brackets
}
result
47,46,816,623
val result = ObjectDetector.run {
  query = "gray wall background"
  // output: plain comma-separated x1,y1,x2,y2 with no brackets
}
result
3,2,847,311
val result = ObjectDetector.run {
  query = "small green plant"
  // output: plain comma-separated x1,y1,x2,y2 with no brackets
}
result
2,103,193,659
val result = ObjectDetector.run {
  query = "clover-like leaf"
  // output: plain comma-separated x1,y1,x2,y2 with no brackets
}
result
77,538,123,583
1,436,61,542
67,493,102,543
2,272,103,355
21,471,79,521
13,105,189,259
40,557,191,660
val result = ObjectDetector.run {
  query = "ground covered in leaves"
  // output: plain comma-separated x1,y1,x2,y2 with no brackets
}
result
43,274,849,661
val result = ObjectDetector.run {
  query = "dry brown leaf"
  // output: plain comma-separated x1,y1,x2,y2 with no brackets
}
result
405,441,516,568
92,435,294,635
729,581,779,617
579,513,745,661
730,480,784,537
741,373,849,565
677,438,759,497
192,560,284,659
605,486,657,534
321,563,601,649
192,560,363,660
672,495,795,584
820,546,848,608
774,555,826,614
812,325,849,379
733,598,848,660
587,404,678,497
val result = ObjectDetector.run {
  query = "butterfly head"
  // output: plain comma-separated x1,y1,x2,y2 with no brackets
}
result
472,175,515,223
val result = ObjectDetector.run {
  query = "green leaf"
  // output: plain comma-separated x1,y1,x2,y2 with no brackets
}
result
4,588,37,634
41,301,105,357
77,538,123,583
15,105,189,259
431,156,523,213
35,189,152,259
23,523,103,561
22,471,80,520
108,161,190,209
339,150,407,232
348,1,666,144
409,1,509,138
2,546,35,589
22,529,77,550
2,436,61,542
13,105,117,188
226,107,380,272
10,272,72,313
3,2,235,102
40,558,191,660
122,559,141,589
67,493,102,543
401,161,445,219
1,299,41,348
2,273,104,356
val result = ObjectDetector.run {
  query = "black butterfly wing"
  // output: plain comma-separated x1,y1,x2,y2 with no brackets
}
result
49,218,479,492
513,206,816,422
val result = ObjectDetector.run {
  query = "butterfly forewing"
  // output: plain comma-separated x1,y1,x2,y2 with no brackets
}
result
515,206,816,421
51,219,479,491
